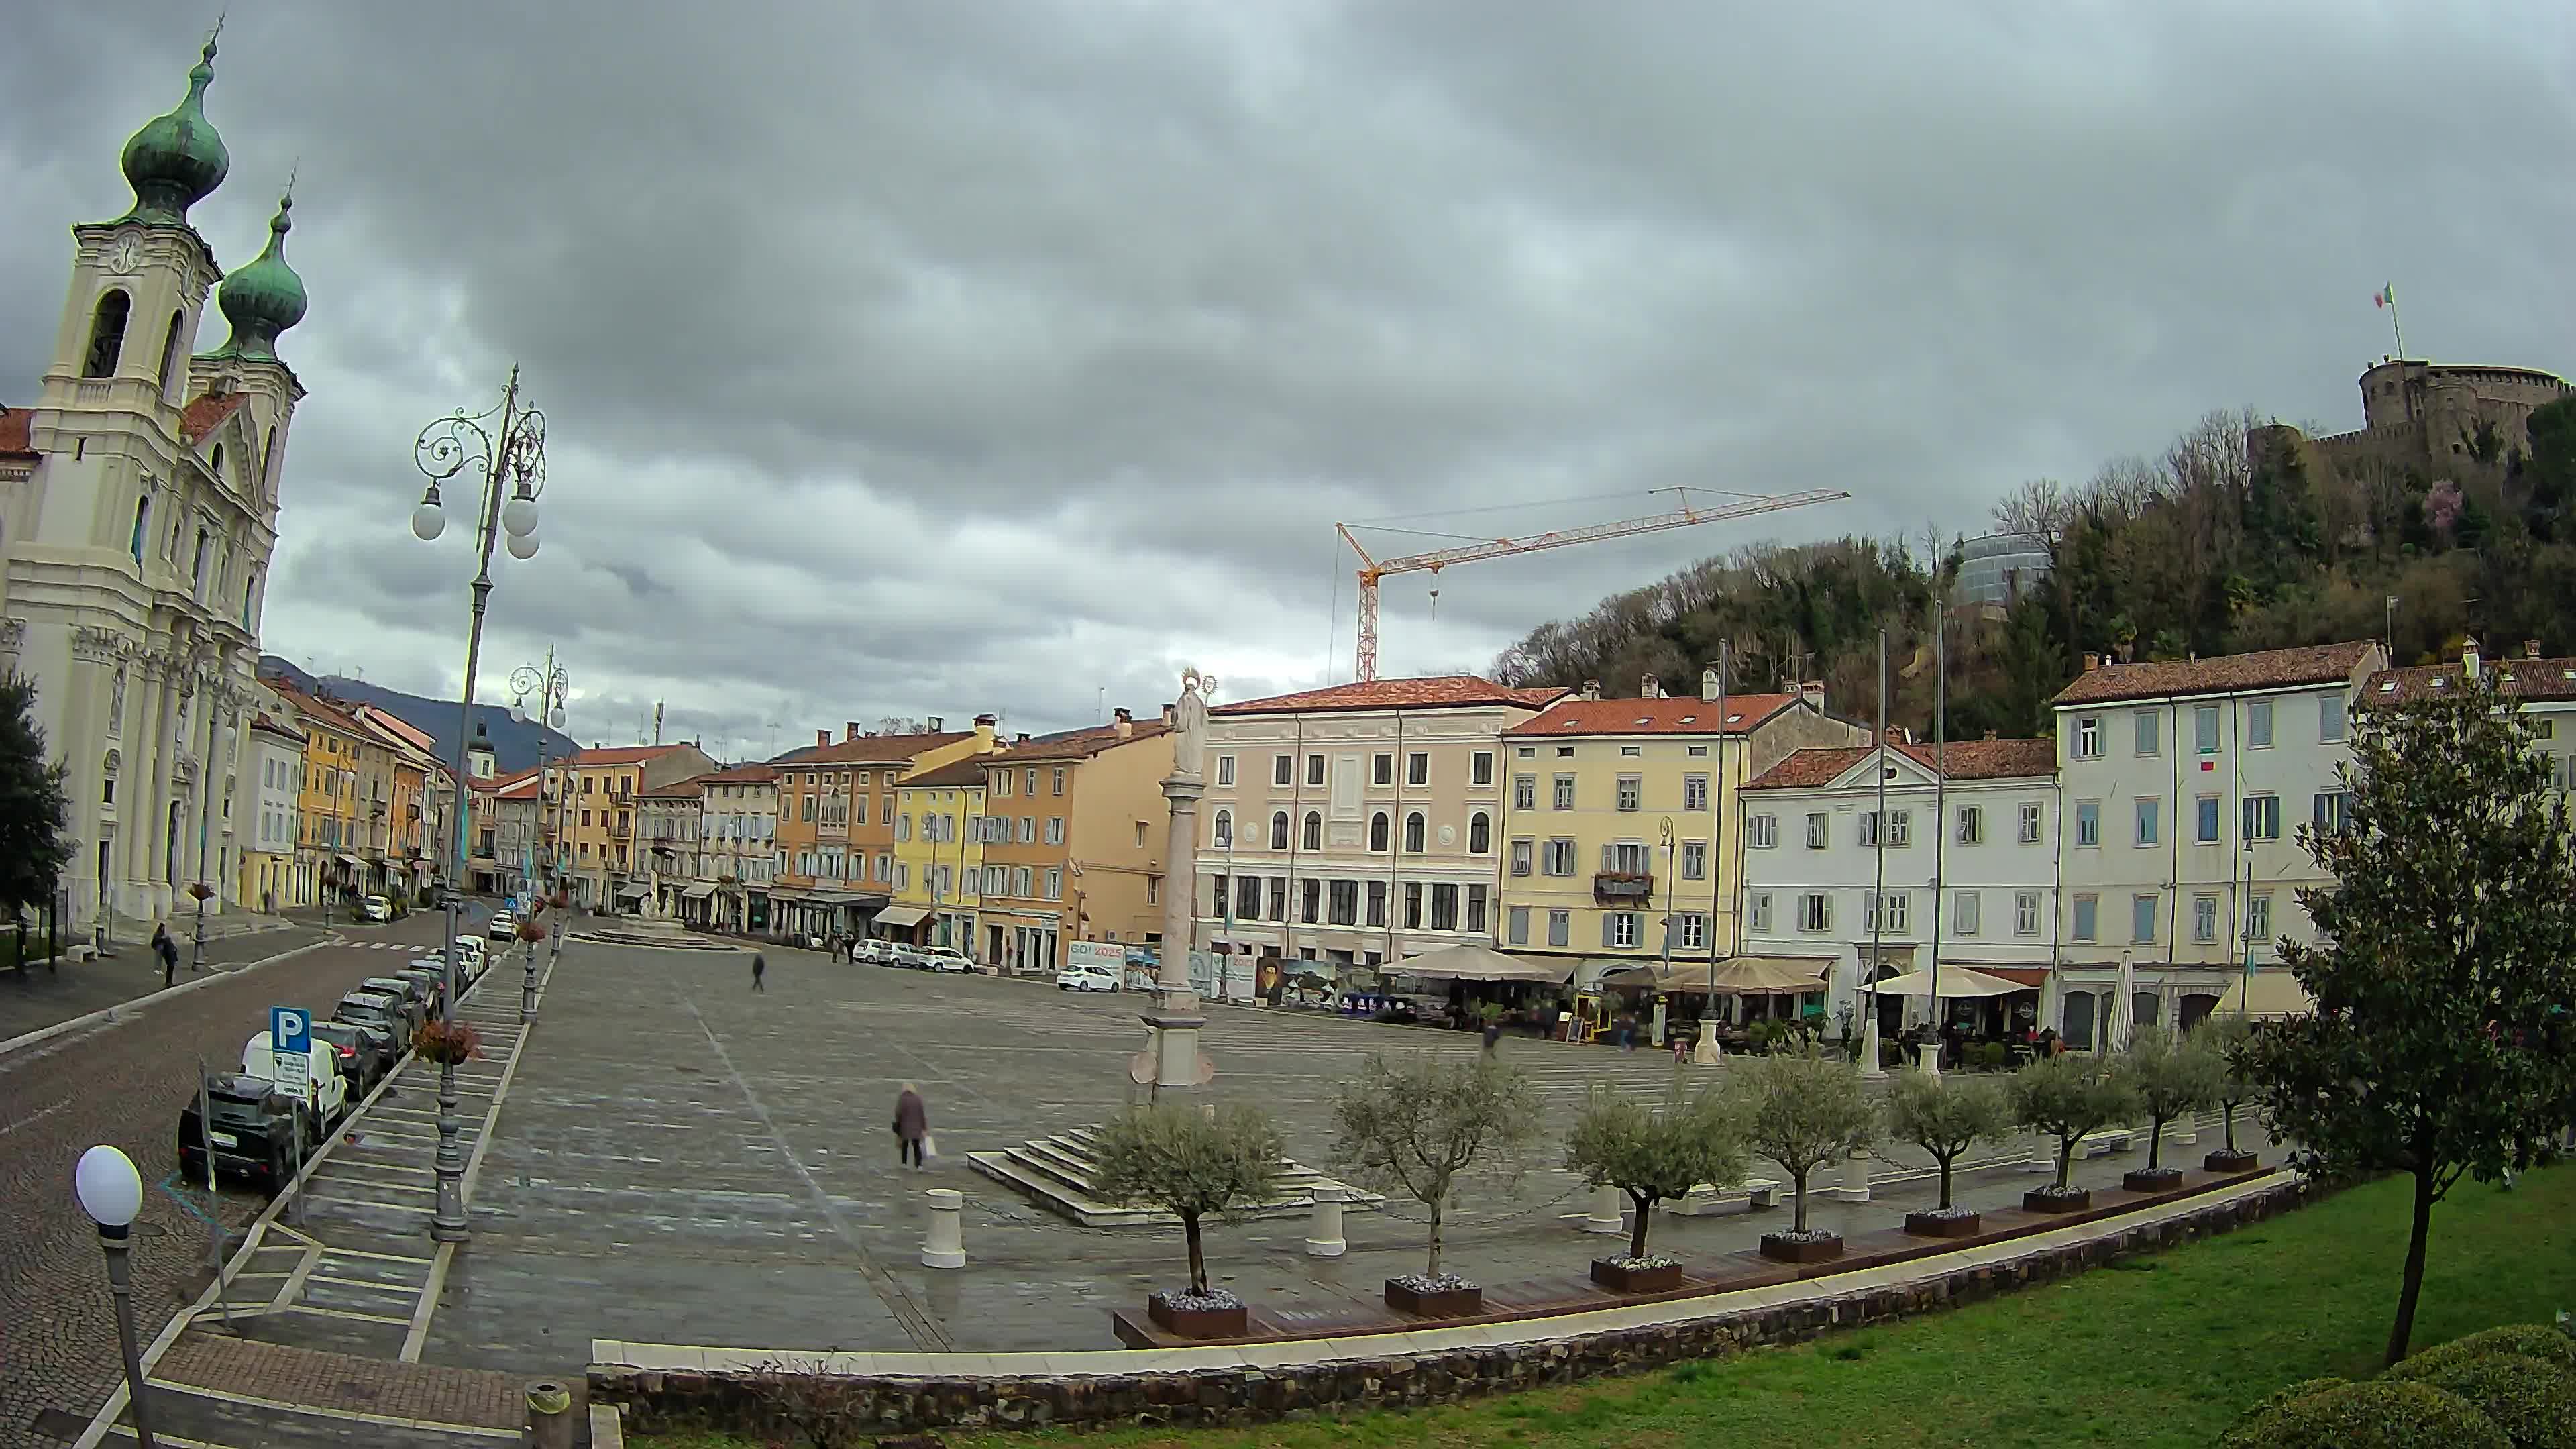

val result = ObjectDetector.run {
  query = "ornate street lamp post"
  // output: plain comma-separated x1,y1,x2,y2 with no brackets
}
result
511,653,570,1024
75,1145,156,1448
409,368,547,1244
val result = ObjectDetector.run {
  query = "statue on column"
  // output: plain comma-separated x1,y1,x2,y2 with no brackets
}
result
1173,667,1214,780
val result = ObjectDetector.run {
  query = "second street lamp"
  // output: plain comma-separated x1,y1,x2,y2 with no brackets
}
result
409,366,549,1245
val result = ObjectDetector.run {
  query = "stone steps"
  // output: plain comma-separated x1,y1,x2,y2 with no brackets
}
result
965,1127,1381,1228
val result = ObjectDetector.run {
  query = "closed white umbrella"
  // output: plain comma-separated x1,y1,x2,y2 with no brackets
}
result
2110,951,2137,1052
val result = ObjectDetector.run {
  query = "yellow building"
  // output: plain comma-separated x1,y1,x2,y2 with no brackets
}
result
269,684,370,904
1496,676,1865,979
888,757,988,951
555,743,718,910
239,710,306,911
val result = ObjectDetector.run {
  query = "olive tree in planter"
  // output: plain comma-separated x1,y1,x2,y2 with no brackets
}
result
1734,1040,1878,1262
2008,1051,2138,1212
1331,1053,1540,1318
1886,1069,2012,1238
1089,1102,1285,1338
1562,1085,1745,1293
2116,1028,2223,1192
2196,1015,2263,1173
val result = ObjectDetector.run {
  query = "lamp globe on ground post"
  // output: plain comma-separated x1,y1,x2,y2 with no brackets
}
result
75,1144,156,1448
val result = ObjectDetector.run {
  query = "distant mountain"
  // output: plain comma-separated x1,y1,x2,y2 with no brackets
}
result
256,655,577,775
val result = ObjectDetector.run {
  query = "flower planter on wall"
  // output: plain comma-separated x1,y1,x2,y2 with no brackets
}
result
1903,1210,1982,1239
2123,1167,2184,1194
1383,1277,1484,1318
1589,1257,1684,1294
2204,1149,2261,1174
2023,1187,2092,1213
1146,1291,1248,1339
1759,1232,1845,1263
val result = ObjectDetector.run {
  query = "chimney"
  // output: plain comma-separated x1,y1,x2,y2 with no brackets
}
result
845,721,861,742
1799,680,1825,711
2463,636,2481,682
1700,668,1719,702
973,713,998,749
2083,652,2101,673
2526,639,2542,660
926,716,944,732
1113,707,1134,739
1640,673,1661,699
816,729,830,748
1581,678,1601,701
1162,703,1177,727
1015,733,1030,745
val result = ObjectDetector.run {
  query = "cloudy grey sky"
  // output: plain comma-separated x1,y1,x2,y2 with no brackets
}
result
5,1,2571,759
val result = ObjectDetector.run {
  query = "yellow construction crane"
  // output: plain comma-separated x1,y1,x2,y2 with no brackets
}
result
1337,486,1851,682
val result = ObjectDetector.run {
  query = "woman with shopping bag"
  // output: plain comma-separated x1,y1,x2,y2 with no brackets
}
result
894,1082,931,1170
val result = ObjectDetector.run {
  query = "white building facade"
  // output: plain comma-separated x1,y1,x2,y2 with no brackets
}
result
2050,641,2383,1046
241,712,303,911
696,763,780,930
1739,738,2063,1037
1,37,307,935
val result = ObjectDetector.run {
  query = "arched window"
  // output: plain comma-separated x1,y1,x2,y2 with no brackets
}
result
1468,811,1491,853
1404,811,1426,853
262,426,278,498
1212,809,1232,849
211,443,226,486
83,290,131,378
1301,811,1322,851
129,496,150,566
1368,811,1389,852
1269,811,1289,850
157,311,186,396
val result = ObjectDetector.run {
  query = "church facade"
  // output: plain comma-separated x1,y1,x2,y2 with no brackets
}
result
0,33,309,936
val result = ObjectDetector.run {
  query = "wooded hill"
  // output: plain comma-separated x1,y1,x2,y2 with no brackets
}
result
1490,397,2576,740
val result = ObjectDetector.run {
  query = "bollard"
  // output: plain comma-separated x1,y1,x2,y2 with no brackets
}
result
1834,1147,1872,1203
1303,1185,1347,1257
1582,1183,1625,1234
2025,1130,2056,1174
2171,1116,2197,1148
922,1188,966,1269
525,1379,574,1449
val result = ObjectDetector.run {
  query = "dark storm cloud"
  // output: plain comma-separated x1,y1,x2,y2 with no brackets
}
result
4,1,2571,747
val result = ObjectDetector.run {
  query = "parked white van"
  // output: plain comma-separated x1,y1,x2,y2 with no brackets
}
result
241,1028,350,1128
448,936,488,981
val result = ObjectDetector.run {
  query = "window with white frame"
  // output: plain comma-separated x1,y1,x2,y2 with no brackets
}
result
2074,715,2102,759
2241,794,2282,841
1956,805,1983,845
1542,838,1576,875
1513,774,1536,810
1215,755,1235,786
1605,911,1640,949
2197,795,2222,843
1859,811,1879,847
1797,892,1831,932
1373,753,1393,786
1471,751,1493,786
1547,909,1570,947
2246,891,2273,945
1805,812,1828,849
1468,812,1491,853
2135,710,2161,757
2193,893,2219,943
1273,754,1293,786
2320,694,2347,743
1683,774,1708,810
1747,813,1777,849
1680,840,1706,879
2013,890,2041,936
1044,868,1062,900
1603,841,1650,873
2247,700,2274,749
1403,812,1425,852
2018,800,2043,843
1046,816,1065,845
1552,775,1575,810
1888,809,1911,846
2312,790,2348,835
1953,890,1980,936
1304,811,1324,851
1407,752,1429,786
2135,797,2160,846
1510,839,1533,875
1616,775,1642,811
1748,891,1773,933
2076,800,2100,847
1676,913,1708,951
1270,811,1289,849
1306,754,1325,787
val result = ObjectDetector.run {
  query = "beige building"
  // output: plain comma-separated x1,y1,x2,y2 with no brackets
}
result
691,762,779,930
973,710,1174,973
1189,675,1565,971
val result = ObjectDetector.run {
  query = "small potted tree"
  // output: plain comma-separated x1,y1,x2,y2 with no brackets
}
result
2117,1028,2222,1193
2008,1051,2138,1212
1735,1038,1878,1262
1886,1069,2013,1237
1332,1053,1539,1318
2199,1016,2263,1173
1563,1085,1744,1293
1089,1102,1284,1338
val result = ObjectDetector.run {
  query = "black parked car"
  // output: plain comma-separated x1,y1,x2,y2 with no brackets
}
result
309,1019,395,1095
333,991,412,1051
178,1074,313,1191
359,977,431,1038
392,967,449,1013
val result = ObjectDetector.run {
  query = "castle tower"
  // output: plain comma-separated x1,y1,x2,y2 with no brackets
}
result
1,31,310,936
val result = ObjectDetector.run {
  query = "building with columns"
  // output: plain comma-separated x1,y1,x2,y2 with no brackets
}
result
1,34,307,936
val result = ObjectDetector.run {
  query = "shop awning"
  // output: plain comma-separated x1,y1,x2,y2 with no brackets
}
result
873,904,932,928
1602,955,1831,996
615,883,651,900
680,883,718,900
1865,966,2025,998
2218,968,2314,1018
334,853,364,868
1386,943,1575,985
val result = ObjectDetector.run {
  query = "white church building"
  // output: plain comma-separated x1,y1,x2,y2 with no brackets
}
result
0,33,308,936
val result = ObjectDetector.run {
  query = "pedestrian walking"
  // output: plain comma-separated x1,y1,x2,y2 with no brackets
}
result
1481,1018,1502,1056
1616,1012,1636,1053
751,952,767,993
152,922,180,987
894,1082,929,1170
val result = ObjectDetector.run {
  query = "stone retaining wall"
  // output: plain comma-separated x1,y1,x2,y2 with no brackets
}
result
596,1180,2308,1438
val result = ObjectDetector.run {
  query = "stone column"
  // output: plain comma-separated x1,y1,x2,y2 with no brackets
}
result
1582,1183,1625,1234
1835,1148,1872,1203
921,1189,965,1269
1143,672,1213,1096
1303,1185,1347,1257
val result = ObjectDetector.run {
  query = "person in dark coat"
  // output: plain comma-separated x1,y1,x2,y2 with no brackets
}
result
751,952,767,992
894,1082,928,1169
152,922,180,987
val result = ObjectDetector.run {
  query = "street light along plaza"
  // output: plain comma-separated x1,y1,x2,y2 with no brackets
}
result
510,649,571,1024
410,366,549,1244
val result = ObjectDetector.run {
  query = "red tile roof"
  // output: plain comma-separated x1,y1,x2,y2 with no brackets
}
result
248,712,305,743
566,743,692,766
1213,675,1567,716
178,392,248,445
640,776,708,798
1745,737,2059,791
1505,694,1801,738
700,763,779,784
2051,641,2379,706
2367,652,2576,705
0,406,34,460
268,683,368,739
984,718,1171,763
901,757,993,789
769,731,973,766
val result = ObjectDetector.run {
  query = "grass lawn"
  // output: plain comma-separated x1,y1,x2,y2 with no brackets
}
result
635,1164,2571,1449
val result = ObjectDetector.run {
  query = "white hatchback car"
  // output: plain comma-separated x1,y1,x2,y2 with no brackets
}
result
922,947,974,975
1055,964,1118,993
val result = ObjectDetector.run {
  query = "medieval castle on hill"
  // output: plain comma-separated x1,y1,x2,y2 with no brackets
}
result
2249,357,2571,482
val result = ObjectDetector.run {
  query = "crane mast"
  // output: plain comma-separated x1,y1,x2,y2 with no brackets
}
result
1338,488,1850,682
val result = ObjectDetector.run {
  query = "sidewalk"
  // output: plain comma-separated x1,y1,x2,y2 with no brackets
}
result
0,922,326,1048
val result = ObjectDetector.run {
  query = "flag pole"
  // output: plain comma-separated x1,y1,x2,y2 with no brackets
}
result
2377,282,2405,358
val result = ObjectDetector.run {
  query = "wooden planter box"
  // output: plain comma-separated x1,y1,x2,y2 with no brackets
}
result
1589,1258,1684,1294
1903,1210,1982,1239
1146,1293,1248,1339
1383,1279,1483,1318
2204,1149,2261,1174
2123,1167,2184,1194
2023,1187,2092,1214
1759,1232,1845,1263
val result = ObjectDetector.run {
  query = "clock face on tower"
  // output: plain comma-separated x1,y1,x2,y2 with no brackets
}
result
108,233,142,274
